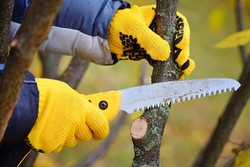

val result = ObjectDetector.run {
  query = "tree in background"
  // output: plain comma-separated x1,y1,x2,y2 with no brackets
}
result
0,0,250,167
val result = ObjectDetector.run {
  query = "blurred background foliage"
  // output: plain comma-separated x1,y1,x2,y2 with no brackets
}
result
29,0,250,166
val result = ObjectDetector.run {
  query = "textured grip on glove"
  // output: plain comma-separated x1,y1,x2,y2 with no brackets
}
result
108,5,170,61
108,5,195,78
174,12,195,79
27,79,109,153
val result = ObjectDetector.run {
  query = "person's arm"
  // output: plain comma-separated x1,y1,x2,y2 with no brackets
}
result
12,0,195,76
12,0,129,65
0,70,38,166
10,22,115,64
0,69,109,165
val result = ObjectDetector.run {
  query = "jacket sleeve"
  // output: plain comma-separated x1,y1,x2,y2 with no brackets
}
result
12,0,130,65
11,21,116,65
0,70,39,166
1,71,39,145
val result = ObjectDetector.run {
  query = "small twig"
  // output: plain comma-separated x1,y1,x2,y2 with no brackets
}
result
235,0,247,64
193,1,249,165
193,55,250,167
59,56,89,88
78,112,127,167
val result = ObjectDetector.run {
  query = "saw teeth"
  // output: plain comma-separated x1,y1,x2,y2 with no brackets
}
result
130,82,239,113
180,97,185,102
216,90,221,94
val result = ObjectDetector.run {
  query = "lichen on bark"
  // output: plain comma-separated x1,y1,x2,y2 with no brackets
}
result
131,0,180,166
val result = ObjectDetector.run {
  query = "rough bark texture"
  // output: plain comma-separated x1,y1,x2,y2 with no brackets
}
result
0,0,13,63
131,0,180,166
0,0,63,142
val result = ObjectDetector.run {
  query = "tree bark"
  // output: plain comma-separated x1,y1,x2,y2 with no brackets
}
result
131,0,180,166
0,0,13,63
0,0,63,142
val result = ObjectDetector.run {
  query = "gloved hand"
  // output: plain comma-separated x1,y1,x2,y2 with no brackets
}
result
26,79,109,153
174,12,195,79
108,5,195,79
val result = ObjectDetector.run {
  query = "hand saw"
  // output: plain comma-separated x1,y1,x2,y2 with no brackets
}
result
86,78,240,121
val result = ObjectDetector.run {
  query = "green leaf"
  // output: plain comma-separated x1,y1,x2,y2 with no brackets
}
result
215,29,250,48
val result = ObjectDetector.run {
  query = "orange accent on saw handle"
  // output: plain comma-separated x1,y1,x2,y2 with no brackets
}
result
86,90,122,121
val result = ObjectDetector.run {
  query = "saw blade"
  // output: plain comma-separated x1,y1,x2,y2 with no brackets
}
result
119,78,240,113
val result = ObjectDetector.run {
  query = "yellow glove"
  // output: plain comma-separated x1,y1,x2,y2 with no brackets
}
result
26,79,109,153
108,5,195,79
174,12,195,80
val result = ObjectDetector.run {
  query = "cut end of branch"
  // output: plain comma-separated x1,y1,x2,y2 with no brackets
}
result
131,118,148,140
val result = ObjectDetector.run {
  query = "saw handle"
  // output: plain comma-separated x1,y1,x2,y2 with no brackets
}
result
86,90,122,121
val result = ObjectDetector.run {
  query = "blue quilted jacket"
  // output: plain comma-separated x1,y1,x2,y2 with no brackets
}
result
1,0,130,166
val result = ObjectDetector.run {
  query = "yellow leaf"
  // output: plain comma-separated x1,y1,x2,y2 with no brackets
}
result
234,149,250,167
215,29,250,48
207,8,225,33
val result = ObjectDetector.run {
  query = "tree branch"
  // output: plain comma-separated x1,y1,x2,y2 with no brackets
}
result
78,112,127,167
59,56,89,88
235,0,247,64
130,0,180,166
193,55,250,167
38,51,62,78
0,0,13,63
0,0,63,142
193,0,250,165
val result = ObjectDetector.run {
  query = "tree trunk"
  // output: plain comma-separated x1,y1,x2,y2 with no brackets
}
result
0,0,63,142
130,0,180,166
0,0,13,63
